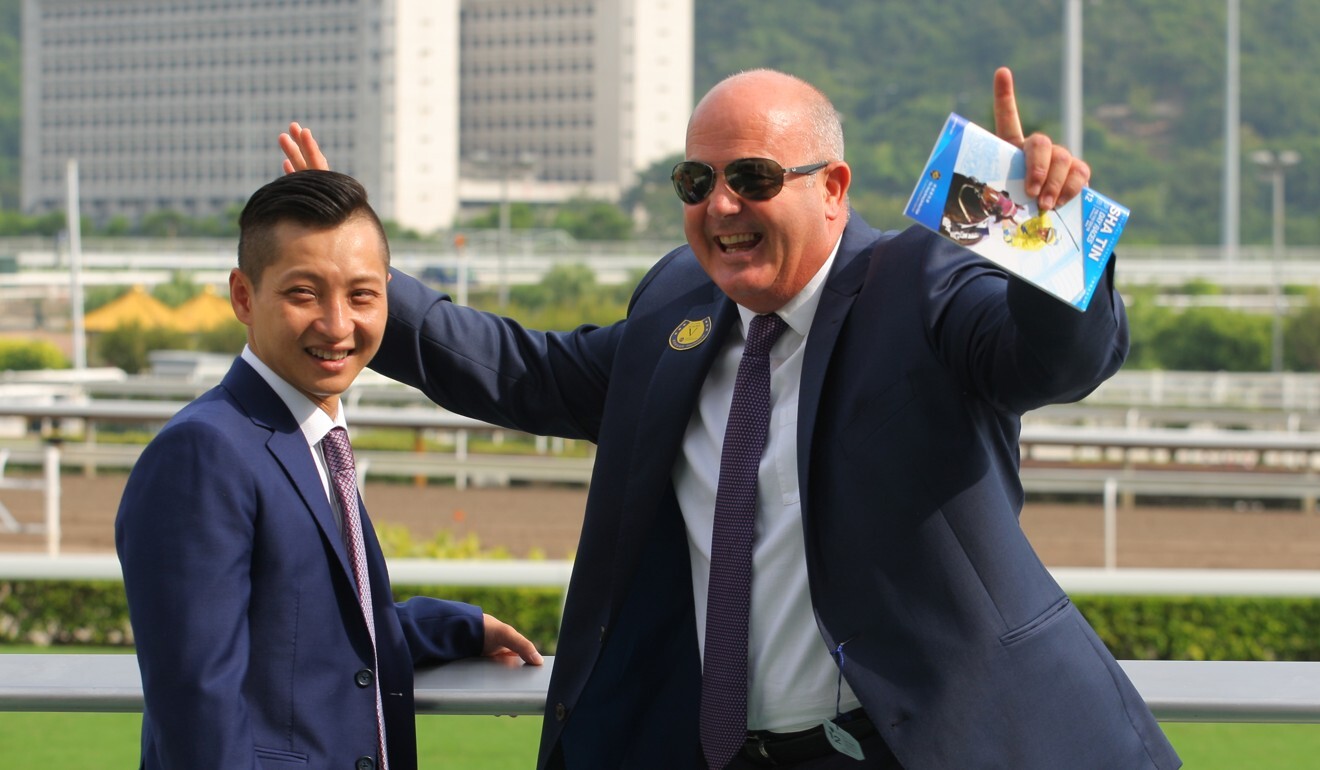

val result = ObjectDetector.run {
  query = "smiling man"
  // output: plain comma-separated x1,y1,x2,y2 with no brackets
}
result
282,69,1178,769
115,170,541,770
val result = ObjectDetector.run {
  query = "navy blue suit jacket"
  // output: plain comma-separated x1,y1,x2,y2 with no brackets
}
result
374,217,1180,770
116,358,485,770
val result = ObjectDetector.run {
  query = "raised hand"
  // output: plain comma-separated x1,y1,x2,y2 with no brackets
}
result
992,67,1090,211
278,122,331,174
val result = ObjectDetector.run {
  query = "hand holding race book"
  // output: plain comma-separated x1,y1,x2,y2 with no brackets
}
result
904,113,1129,311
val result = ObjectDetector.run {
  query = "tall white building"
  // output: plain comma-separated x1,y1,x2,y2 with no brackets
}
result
21,0,692,234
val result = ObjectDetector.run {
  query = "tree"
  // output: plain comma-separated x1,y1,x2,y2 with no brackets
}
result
1285,292,1320,372
552,196,633,241
94,323,189,374
150,272,202,307
463,202,538,230
621,152,686,241
139,210,188,239
1120,287,1175,370
1152,307,1271,372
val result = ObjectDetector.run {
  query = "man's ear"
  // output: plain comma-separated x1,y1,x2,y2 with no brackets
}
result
229,268,255,327
823,161,852,220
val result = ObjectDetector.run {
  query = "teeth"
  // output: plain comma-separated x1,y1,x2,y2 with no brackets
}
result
310,349,349,361
718,233,757,246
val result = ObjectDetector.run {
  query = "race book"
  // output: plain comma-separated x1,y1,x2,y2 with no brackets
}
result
903,113,1129,311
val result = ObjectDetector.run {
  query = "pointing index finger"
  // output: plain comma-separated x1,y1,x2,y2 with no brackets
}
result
993,67,1025,149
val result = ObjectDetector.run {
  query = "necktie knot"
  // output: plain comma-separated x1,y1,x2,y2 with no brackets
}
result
322,426,355,477
744,313,788,358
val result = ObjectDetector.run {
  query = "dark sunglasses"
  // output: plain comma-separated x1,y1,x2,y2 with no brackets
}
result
670,157,829,205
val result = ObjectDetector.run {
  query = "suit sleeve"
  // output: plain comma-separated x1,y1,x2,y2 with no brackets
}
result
115,420,261,770
372,267,623,442
393,596,485,666
921,232,1129,414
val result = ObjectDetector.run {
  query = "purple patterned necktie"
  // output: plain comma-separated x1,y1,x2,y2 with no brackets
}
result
322,427,388,770
700,313,789,770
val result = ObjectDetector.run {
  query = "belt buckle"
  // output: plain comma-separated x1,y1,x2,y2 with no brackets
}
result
747,733,777,766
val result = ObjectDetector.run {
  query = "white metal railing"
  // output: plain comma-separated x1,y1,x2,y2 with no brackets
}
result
5,555,1320,599
5,559,1320,722
2,653,1320,723
1089,371,1320,412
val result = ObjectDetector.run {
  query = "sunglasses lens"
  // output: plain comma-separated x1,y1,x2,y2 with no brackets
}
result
671,162,714,205
725,158,785,200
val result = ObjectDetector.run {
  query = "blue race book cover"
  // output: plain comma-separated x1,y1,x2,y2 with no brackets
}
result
904,113,1129,311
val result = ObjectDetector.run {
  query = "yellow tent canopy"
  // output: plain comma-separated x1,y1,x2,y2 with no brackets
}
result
83,286,177,332
172,285,236,332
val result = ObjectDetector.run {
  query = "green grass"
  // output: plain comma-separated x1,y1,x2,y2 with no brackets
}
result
6,713,1320,769
1162,723,1320,768
0,712,540,768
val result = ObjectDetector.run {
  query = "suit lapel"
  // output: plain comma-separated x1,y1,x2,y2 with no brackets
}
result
221,360,356,583
607,287,738,612
797,220,884,516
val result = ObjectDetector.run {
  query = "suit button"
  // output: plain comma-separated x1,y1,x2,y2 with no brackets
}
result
355,757,375,770
355,669,374,688
555,702,568,721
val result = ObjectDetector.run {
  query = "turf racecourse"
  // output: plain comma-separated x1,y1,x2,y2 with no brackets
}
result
0,710,542,768
3,708,1320,768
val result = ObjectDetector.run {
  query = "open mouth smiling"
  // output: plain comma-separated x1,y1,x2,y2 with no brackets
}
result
717,233,762,253
309,348,350,361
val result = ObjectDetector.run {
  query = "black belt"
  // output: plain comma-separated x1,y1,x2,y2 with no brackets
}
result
740,709,878,767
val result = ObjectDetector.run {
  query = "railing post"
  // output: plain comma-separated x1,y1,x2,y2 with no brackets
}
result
456,429,469,491
1104,476,1118,570
44,440,61,557
83,420,97,478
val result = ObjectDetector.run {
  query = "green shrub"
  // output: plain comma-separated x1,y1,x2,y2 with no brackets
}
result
0,580,131,645
93,323,190,373
5,556,1317,664
0,338,69,371
0,528,564,653
1075,596,1320,661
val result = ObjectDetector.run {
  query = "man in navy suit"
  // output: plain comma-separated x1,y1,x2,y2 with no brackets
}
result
115,170,542,770
282,69,1179,769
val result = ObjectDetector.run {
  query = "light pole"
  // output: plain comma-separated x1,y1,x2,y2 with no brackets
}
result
1250,149,1300,372
472,150,537,310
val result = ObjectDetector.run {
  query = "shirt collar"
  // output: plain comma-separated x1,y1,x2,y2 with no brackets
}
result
240,346,346,447
735,234,842,340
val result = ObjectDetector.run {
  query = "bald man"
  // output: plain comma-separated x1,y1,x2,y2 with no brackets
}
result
282,68,1177,770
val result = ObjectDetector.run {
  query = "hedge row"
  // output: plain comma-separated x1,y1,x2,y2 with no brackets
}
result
0,580,565,654
3,581,1318,662
1076,595,1320,661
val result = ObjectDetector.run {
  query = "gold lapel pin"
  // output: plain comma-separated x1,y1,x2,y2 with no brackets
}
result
669,317,712,350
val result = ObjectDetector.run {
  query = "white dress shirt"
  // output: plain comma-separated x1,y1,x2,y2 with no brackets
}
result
673,238,862,732
240,346,349,529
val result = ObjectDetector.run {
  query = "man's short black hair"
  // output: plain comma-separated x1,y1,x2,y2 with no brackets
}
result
237,170,390,282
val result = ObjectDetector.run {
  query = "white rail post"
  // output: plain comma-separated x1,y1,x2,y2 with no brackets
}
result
456,429,469,491
1104,477,1118,570
44,441,62,557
